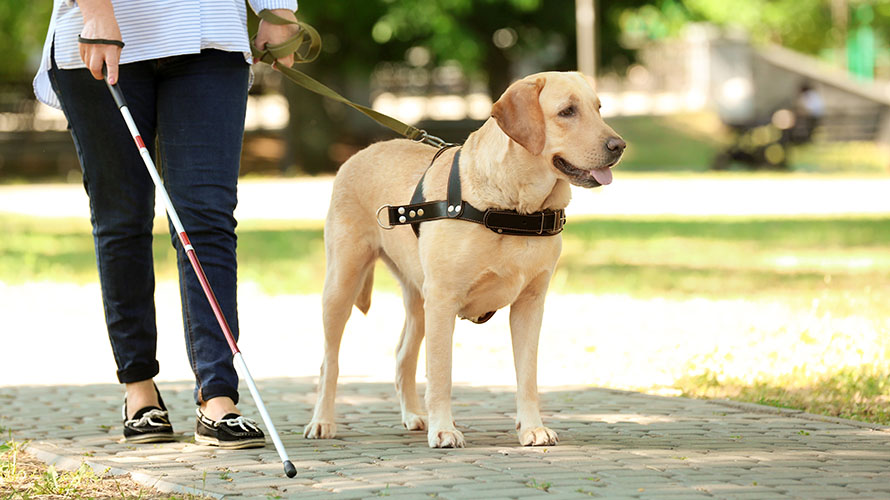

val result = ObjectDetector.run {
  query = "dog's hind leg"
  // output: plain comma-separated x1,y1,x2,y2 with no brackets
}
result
304,236,376,440
395,284,426,431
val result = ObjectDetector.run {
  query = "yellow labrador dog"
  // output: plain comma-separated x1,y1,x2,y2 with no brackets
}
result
304,71,625,448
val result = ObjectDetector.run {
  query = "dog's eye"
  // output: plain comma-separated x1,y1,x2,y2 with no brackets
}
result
558,105,576,118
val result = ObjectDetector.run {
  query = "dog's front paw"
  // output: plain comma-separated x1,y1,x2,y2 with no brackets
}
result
402,412,427,431
518,426,558,446
428,428,465,448
303,421,337,439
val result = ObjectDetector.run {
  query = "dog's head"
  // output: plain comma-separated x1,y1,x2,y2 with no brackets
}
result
490,72,625,188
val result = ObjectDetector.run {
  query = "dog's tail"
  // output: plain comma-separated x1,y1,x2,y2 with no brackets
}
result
354,265,374,315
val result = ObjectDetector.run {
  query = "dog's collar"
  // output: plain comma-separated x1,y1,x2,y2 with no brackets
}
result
378,148,566,238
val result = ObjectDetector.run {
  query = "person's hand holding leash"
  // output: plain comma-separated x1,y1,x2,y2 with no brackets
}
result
254,9,301,69
77,0,124,84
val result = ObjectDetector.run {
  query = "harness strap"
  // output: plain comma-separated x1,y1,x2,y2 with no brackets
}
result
387,149,566,237
408,146,458,235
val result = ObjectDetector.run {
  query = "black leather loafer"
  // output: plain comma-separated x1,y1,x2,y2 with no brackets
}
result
195,409,265,449
122,385,175,443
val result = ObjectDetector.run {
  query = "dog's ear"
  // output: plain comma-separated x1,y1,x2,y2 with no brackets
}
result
491,77,546,156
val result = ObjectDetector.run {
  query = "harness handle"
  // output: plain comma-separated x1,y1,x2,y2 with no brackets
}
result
251,10,450,147
252,10,321,64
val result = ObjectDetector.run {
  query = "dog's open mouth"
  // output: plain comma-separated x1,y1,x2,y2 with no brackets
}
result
552,156,614,188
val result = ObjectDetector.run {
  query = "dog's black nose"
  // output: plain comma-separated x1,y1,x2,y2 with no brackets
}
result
606,137,626,153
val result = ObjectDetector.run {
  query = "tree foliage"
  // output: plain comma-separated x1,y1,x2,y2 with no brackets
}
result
6,1,890,83
618,0,889,59
7,0,890,174
279,0,593,172
0,0,53,82
293,0,581,97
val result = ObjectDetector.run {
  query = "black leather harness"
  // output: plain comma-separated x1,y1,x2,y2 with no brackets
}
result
375,147,566,325
378,148,566,238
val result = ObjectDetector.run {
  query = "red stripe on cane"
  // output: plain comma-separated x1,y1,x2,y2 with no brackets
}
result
185,249,240,354
135,135,146,149
179,232,194,251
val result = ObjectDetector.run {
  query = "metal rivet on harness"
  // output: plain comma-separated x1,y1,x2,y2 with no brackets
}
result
399,216,407,223
454,205,461,213
447,205,454,213
498,229,504,233
398,207,405,215
418,209,424,216
409,210,416,218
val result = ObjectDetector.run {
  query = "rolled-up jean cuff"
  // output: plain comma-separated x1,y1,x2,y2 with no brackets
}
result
198,383,240,405
117,361,160,384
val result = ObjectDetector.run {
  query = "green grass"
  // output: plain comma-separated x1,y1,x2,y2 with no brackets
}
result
609,113,890,173
607,114,721,172
0,216,327,295
526,478,552,492
0,434,219,499
555,217,890,301
791,141,890,174
1,435,208,499
3,214,890,300
677,367,890,425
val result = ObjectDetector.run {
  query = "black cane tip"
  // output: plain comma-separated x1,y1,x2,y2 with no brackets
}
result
284,460,297,478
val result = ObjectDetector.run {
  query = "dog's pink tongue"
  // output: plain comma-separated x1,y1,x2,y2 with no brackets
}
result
592,167,612,186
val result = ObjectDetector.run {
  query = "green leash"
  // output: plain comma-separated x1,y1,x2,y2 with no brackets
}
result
252,10,451,148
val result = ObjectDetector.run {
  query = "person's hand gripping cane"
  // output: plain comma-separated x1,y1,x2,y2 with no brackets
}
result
77,0,124,84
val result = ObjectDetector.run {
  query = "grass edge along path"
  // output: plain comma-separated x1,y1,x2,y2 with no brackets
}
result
674,366,890,427
0,431,212,500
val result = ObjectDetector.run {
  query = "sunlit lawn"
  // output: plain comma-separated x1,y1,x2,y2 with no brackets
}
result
6,214,890,297
611,112,890,173
2,213,889,424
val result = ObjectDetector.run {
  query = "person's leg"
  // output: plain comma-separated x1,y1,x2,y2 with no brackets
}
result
154,49,249,418
50,47,165,418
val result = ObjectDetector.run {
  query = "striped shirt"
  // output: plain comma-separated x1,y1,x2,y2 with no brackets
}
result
34,0,298,109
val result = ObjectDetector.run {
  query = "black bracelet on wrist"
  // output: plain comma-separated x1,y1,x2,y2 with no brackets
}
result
77,35,125,48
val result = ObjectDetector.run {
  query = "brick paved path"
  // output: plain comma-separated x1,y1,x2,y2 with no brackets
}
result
2,380,888,499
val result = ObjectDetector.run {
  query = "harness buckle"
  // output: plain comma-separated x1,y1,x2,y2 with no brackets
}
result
555,210,566,233
376,205,394,230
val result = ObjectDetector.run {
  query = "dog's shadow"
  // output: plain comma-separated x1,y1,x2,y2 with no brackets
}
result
2,380,847,456
214,379,839,455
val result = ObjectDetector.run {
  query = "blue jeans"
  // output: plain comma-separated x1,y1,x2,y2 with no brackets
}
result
50,48,249,405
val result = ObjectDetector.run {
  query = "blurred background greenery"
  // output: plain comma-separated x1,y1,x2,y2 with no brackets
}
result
3,0,890,177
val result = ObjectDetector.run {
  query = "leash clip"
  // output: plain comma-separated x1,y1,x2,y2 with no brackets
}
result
376,205,394,230
415,130,455,149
